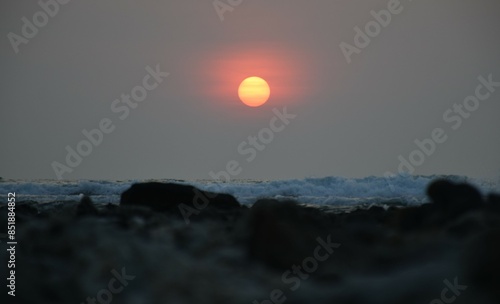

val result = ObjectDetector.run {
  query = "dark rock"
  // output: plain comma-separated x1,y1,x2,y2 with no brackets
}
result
16,201,39,216
367,205,386,215
426,179,456,207
120,182,240,213
343,205,387,225
486,193,500,214
245,199,336,269
1,201,40,226
76,196,99,217
391,180,486,232
446,212,487,237
426,179,483,220
462,228,500,301
390,203,439,231
487,193,500,204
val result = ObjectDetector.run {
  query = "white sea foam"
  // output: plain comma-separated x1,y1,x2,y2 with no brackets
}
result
0,175,498,206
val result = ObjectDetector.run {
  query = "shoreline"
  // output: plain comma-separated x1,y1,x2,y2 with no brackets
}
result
1,179,499,303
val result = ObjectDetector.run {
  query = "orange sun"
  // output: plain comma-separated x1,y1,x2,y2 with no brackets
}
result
238,76,270,107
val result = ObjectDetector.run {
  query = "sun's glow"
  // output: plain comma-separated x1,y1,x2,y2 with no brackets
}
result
238,77,270,107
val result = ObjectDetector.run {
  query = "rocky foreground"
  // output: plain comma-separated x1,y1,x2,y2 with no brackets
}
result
1,180,500,304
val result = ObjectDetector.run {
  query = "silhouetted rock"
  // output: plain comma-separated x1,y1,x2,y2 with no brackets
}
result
120,182,240,213
486,193,500,214
487,193,500,204
76,196,98,217
390,180,486,232
0,201,39,226
342,205,388,225
245,199,336,269
426,179,456,207
426,179,483,220
462,228,500,301
390,203,439,231
446,212,487,238
9,178,500,304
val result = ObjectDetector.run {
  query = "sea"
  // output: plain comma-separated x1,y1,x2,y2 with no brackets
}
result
1,175,498,208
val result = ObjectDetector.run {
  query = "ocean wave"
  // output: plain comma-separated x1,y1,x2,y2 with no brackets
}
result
0,175,497,206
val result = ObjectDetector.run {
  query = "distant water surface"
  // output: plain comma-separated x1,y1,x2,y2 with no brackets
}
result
0,175,498,209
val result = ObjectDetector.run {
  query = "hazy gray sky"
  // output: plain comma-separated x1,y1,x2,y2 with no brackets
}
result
1,0,499,181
